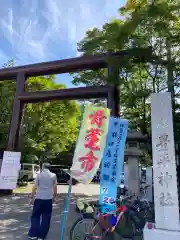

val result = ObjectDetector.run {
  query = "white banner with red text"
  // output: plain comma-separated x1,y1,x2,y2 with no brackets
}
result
70,105,110,184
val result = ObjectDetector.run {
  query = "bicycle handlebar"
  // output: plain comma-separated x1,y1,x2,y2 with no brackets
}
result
140,184,149,191
118,192,136,202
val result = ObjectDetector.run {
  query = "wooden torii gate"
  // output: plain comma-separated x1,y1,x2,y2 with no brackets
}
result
0,47,152,151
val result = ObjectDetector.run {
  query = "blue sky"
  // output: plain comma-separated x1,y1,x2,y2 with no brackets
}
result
0,0,126,87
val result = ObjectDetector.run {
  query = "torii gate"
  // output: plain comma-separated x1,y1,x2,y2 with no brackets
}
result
0,47,152,151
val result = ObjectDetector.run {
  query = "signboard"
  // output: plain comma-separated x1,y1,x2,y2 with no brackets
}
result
0,151,21,189
70,105,110,184
99,118,128,213
0,176,18,189
151,92,180,231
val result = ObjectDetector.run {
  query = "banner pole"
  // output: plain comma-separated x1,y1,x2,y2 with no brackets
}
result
60,105,85,240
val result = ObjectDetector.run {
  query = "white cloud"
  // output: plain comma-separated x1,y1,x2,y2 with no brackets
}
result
0,7,19,46
41,0,123,51
0,0,52,64
0,0,125,65
79,2,91,22
43,0,62,32
64,0,122,50
67,20,78,43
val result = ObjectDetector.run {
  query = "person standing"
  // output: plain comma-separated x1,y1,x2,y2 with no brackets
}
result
28,162,57,240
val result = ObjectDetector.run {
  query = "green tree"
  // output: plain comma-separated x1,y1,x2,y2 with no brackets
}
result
71,0,180,164
0,60,16,148
21,77,80,163
120,0,180,149
72,0,180,127
0,60,80,163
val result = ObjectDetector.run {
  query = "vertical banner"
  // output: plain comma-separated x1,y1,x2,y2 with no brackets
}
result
70,105,110,184
60,105,85,240
99,118,128,213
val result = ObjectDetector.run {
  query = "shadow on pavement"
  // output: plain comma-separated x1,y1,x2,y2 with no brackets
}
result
0,193,99,240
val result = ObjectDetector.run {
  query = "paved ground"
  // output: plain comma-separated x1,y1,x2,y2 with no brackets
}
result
0,184,142,240
0,184,100,240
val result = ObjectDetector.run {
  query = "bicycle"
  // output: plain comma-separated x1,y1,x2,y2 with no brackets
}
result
70,193,144,240
133,184,154,223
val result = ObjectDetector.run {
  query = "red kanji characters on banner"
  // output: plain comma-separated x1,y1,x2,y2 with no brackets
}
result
78,109,106,174
89,110,106,128
79,150,98,172
85,128,102,150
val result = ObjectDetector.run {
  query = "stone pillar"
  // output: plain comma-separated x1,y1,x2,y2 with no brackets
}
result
125,142,143,196
127,155,140,195
144,92,180,240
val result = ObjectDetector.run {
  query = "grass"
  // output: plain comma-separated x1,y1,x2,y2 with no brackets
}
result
14,183,33,194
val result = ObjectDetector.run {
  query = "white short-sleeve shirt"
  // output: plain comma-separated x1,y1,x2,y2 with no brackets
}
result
35,169,57,200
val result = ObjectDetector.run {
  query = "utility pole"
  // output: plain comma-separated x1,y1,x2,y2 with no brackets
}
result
166,39,179,154
167,40,175,113
166,40,177,148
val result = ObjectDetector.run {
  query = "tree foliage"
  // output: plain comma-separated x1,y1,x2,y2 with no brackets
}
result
71,0,180,165
0,60,80,163
0,60,16,148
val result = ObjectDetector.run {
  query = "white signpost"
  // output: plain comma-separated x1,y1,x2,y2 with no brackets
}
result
146,167,153,202
143,92,180,239
0,151,21,189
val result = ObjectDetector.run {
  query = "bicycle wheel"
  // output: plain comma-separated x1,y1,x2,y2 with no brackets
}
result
70,216,104,240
